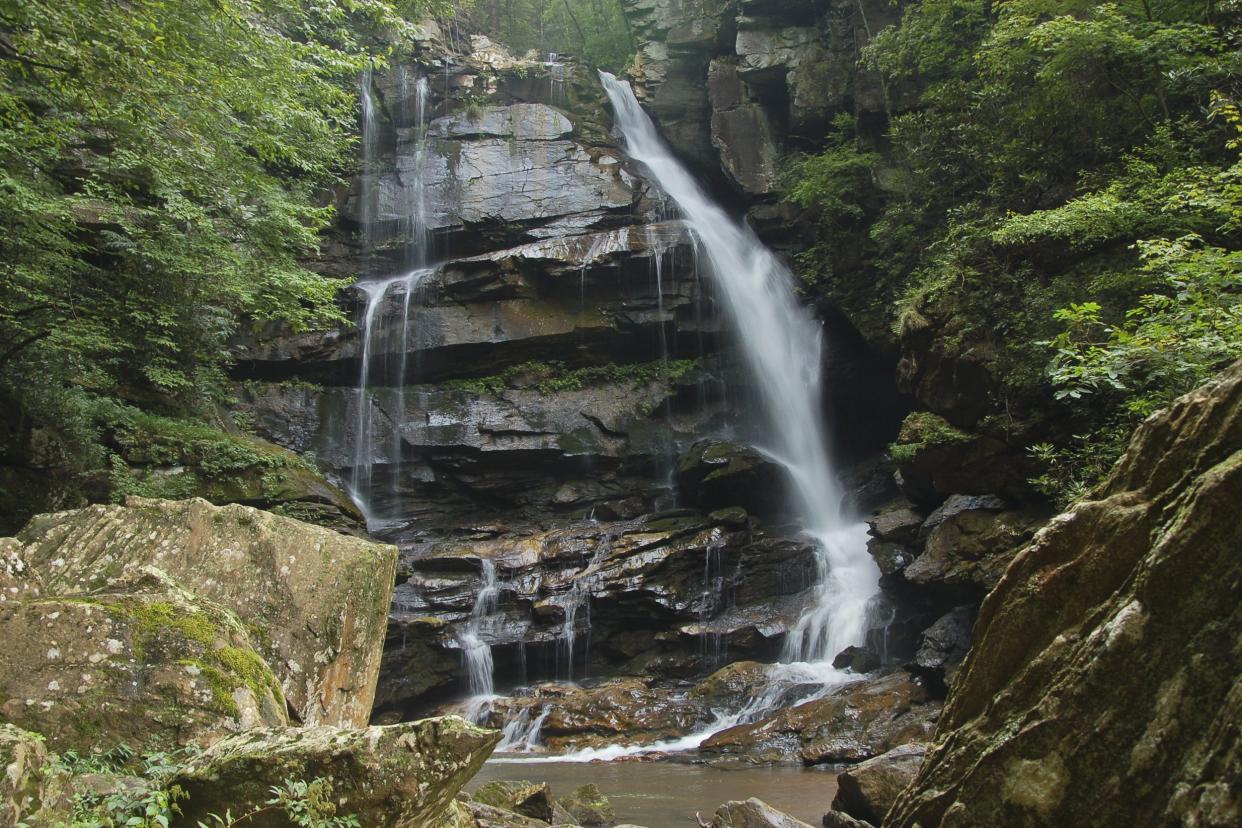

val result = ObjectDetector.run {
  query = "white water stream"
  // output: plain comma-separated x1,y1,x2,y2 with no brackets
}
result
484,73,882,763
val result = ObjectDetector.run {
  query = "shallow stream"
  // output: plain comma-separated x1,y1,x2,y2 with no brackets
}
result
469,758,839,828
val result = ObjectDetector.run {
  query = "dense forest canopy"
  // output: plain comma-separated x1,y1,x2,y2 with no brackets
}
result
0,0,1238,520
789,0,1241,500
457,0,633,71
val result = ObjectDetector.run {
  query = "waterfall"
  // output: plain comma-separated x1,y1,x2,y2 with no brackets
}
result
350,66,435,524
462,559,501,697
599,72,880,669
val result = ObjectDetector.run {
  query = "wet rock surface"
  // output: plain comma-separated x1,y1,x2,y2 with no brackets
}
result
378,511,824,715
700,672,940,765
888,362,1242,827
711,797,815,828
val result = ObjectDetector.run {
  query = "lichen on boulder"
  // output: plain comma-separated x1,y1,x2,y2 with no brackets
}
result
0,568,287,752
12,497,397,728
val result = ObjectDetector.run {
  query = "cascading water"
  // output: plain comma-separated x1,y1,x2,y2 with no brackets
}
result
462,559,501,697
599,73,879,671
350,67,435,525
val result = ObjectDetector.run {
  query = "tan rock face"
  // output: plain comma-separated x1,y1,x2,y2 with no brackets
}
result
888,361,1242,827
175,717,500,828
10,497,397,729
830,743,927,825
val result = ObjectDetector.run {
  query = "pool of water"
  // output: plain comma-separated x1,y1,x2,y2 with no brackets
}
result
468,758,838,828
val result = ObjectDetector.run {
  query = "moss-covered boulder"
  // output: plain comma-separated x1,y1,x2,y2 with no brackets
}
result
473,780,555,822
0,569,287,752
559,783,615,826
10,497,397,728
888,361,1242,827
174,717,501,828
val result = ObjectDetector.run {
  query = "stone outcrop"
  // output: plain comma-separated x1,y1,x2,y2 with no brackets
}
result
378,511,822,715
888,362,1242,827
700,672,939,764
710,798,815,828
0,724,55,826
829,743,926,826
6,497,397,732
0,568,287,751
176,717,499,827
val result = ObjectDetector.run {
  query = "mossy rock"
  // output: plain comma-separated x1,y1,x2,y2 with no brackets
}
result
175,717,502,828
11,497,397,728
0,569,286,753
559,783,615,826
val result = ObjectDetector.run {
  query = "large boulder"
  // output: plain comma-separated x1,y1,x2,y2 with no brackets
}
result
711,798,815,828
700,672,939,764
888,362,1242,827
11,497,397,728
175,717,500,827
473,780,556,822
0,568,287,752
829,743,927,825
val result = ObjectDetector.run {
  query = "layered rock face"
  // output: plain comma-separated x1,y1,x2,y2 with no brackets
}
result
227,30,917,717
235,36,729,538
2,497,397,746
887,362,1242,827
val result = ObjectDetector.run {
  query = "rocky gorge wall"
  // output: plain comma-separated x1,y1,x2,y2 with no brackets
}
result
225,7,1004,724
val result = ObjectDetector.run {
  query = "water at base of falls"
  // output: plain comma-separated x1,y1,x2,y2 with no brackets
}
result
481,72,882,763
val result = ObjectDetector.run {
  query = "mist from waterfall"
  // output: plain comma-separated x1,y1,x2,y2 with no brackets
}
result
598,72,879,669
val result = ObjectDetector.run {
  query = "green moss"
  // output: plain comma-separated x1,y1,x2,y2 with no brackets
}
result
890,411,973,463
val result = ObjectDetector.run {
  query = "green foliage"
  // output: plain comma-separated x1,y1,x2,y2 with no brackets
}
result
53,742,358,828
444,359,698,395
457,0,634,72
785,0,1242,502
0,0,437,514
56,743,194,828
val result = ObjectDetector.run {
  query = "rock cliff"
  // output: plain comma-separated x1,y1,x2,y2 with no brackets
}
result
886,361,1242,827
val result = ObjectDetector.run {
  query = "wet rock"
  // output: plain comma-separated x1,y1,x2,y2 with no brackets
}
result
677,440,789,517
559,783,615,826
867,501,924,544
904,506,1046,597
888,361,1242,827
176,717,500,828
474,780,555,822
12,497,397,728
890,413,1031,506
711,797,816,828
0,568,287,752
906,606,974,694
709,59,779,195
701,672,940,765
864,540,915,578
375,616,461,717
917,494,1006,537
455,799,553,828
831,743,927,825
690,660,775,708
832,646,880,674
819,812,872,828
